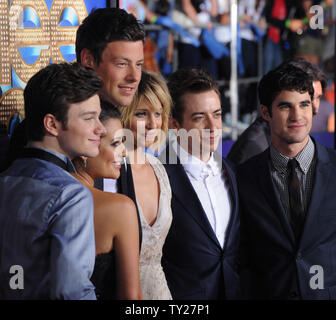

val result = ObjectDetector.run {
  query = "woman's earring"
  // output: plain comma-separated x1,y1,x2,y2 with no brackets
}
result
83,158,87,170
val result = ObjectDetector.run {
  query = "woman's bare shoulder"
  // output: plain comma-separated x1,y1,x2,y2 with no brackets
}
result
92,189,137,221
92,190,139,254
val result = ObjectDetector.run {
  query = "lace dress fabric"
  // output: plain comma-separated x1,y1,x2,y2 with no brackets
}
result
138,154,173,300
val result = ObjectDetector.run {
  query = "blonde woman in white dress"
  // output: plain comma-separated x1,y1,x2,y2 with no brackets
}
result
105,70,173,299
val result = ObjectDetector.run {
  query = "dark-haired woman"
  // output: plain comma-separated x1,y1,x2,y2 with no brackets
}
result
73,106,142,300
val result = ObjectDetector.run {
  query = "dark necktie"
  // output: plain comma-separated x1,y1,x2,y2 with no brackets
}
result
287,159,304,242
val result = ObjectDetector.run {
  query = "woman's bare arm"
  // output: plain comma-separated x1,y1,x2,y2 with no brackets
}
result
112,198,142,300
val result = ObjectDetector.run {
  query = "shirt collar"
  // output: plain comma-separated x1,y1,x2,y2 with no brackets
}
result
172,139,221,180
270,136,315,174
27,147,76,173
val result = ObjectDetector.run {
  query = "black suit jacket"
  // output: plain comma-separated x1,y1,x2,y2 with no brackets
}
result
161,147,241,299
237,140,336,299
227,116,271,165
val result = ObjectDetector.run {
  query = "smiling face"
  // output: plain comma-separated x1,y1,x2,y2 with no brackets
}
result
261,89,313,156
129,98,163,149
90,41,144,107
171,90,222,161
56,94,106,159
86,118,125,179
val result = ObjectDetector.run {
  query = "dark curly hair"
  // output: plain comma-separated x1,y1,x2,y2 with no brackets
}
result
280,57,327,92
258,64,314,116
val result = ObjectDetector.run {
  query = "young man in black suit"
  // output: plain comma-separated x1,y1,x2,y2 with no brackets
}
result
227,58,327,165
161,68,240,300
237,63,336,299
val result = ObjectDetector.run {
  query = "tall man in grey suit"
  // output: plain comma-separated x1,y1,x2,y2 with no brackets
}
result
161,68,240,300
237,63,336,299
76,8,146,243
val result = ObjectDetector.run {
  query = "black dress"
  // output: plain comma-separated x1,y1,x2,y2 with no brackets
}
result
91,251,116,300
91,161,142,299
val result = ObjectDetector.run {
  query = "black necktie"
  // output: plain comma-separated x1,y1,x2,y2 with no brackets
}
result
287,159,304,242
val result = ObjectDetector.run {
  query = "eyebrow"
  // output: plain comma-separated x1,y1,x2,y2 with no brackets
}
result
112,57,144,63
79,111,99,116
136,107,162,112
276,100,311,106
300,100,312,104
191,109,222,117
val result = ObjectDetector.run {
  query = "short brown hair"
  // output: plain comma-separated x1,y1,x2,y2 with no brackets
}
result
167,67,220,124
76,8,145,65
24,62,103,141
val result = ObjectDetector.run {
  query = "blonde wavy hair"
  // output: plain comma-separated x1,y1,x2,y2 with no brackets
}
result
118,70,172,151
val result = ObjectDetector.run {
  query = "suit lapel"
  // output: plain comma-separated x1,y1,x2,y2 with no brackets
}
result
216,153,238,215
299,143,331,249
214,153,239,250
257,150,296,246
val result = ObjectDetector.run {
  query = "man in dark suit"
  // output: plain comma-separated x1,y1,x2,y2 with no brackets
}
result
161,68,240,300
237,63,336,299
76,8,145,247
227,58,327,165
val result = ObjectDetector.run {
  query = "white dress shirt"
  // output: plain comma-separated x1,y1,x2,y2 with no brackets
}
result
173,139,232,248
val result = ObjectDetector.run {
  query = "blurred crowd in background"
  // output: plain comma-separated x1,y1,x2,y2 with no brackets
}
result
121,0,335,133
0,0,334,137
